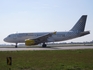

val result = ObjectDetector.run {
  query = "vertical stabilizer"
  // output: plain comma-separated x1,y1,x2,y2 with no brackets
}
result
70,15,87,32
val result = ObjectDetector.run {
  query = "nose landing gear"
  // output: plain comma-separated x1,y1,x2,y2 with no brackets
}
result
15,43,18,48
42,43,47,47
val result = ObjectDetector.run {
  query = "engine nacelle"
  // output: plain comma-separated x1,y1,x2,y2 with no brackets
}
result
25,39,35,46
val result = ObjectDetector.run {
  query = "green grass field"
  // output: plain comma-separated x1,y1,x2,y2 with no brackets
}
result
0,49,93,70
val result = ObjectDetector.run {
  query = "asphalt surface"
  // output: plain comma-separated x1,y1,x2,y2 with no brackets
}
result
0,46,93,51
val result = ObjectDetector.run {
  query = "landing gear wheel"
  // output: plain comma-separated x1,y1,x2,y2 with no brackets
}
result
42,43,47,47
15,43,18,48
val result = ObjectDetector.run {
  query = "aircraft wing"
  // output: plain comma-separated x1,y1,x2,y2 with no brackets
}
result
25,32,56,45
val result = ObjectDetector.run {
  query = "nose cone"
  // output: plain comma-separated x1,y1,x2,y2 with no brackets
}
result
4,38,8,42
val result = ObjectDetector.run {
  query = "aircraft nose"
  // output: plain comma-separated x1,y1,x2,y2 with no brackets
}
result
4,38,8,42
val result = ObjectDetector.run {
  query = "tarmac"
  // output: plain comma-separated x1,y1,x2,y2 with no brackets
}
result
0,46,93,51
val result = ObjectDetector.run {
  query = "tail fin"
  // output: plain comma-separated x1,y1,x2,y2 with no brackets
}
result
70,15,87,32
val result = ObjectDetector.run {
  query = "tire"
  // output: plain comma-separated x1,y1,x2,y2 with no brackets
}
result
42,43,47,47
15,45,17,48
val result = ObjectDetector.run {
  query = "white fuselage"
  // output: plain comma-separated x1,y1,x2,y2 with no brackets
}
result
4,31,80,43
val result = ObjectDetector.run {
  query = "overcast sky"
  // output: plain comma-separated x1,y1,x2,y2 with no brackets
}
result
0,0,93,44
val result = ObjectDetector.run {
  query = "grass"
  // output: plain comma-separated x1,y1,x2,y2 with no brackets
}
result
0,49,93,70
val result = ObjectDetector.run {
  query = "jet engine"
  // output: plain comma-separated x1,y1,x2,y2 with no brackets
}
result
25,39,35,46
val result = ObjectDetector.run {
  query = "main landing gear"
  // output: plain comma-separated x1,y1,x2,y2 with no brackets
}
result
42,43,47,47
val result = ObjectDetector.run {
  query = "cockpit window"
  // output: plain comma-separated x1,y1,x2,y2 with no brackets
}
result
8,35,11,37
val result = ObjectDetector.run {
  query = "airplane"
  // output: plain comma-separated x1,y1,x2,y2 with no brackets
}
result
4,15,90,48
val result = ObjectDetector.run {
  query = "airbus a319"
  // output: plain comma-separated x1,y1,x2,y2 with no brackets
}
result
4,15,90,48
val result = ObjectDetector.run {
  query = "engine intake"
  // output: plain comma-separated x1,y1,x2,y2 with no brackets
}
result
25,39,35,46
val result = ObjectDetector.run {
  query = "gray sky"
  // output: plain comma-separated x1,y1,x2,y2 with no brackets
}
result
0,0,93,44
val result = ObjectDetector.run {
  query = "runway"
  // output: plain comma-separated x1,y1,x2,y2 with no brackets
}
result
0,46,93,51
